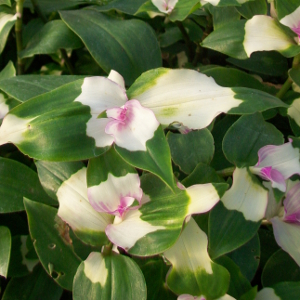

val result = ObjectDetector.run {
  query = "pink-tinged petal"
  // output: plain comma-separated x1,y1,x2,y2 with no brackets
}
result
178,295,204,300
88,173,142,217
283,181,300,223
250,142,300,191
271,216,300,266
152,0,178,14
105,99,159,151
105,209,165,251
259,166,286,192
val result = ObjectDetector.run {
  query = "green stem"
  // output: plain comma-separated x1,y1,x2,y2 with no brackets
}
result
175,21,193,61
30,0,76,74
275,78,293,99
216,167,235,177
15,0,25,75
102,243,113,256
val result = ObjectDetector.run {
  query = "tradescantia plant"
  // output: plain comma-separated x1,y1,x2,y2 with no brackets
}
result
2,0,300,300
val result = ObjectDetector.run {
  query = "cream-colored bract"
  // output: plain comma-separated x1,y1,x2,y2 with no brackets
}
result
134,69,241,129
57,168,112,232
0,13,17,32
243,16,295,57
221,168,268,222
83,252,108,286
288,97,300,127
164,218,213,275
185,184,220,216
105,209,165,251
255,287,281,300
0,93,9,119
0,114,36,146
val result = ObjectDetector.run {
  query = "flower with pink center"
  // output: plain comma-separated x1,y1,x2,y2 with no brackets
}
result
88,173,143,218
105,99,159,151
152,0,178,14
279,6,300,43
249,141,300,192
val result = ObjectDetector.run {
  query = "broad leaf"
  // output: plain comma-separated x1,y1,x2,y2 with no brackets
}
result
164,218,230,299
0,157,56,213
0,11,16,54
73,252,147,300
19,20,83,58
60,9,161,85
24,199,82,290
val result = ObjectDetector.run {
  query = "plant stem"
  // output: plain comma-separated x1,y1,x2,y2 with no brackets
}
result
275,78,293,99
102,243,113,256
30,0,76,74
175,21,193,61
15,0,25,75
216,166,235,177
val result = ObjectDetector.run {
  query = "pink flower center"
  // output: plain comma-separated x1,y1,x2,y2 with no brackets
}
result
292,21,300,38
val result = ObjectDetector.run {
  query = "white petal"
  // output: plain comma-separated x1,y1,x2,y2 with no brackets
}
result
88,173,142,216
271,217,300,266
255,288,280,300
105,209,165,251
243,16,295,57
132,69,241,129
74,76,127,114
164,218,213,275
107,70,126,90
57,168,112,233
222,168,268,222
83,252,108,287
186,184,220,216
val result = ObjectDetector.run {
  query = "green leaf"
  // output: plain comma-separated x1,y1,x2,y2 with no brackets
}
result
92,0,147,15
0,157,57,213
209,201,261,259
289,68,300,88
227,233,260,282
36,161,84,201
19,20,83,58
223,113,284,167
24,199,82,290
0,75,85,102
167,129,214,174
276,0,300,20
257,282,300,299
0,226,11,278
0,0,11,7
164,218,230,299
216,256,252,299
201,19,248,59
168,0,200,22
182,163,225,187
8,235,39,278
2,264,63,300
0,11,16,54
262,249,300,287
60,9,161,85
0,61,15,80
209,5,240,30
73,252,147,300
0,79,110,161
235,0,267,19
227,51,289,77
115,126,176,191
134,256,177,300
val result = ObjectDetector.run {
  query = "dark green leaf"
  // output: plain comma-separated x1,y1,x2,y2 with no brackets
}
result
0,226,11,277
